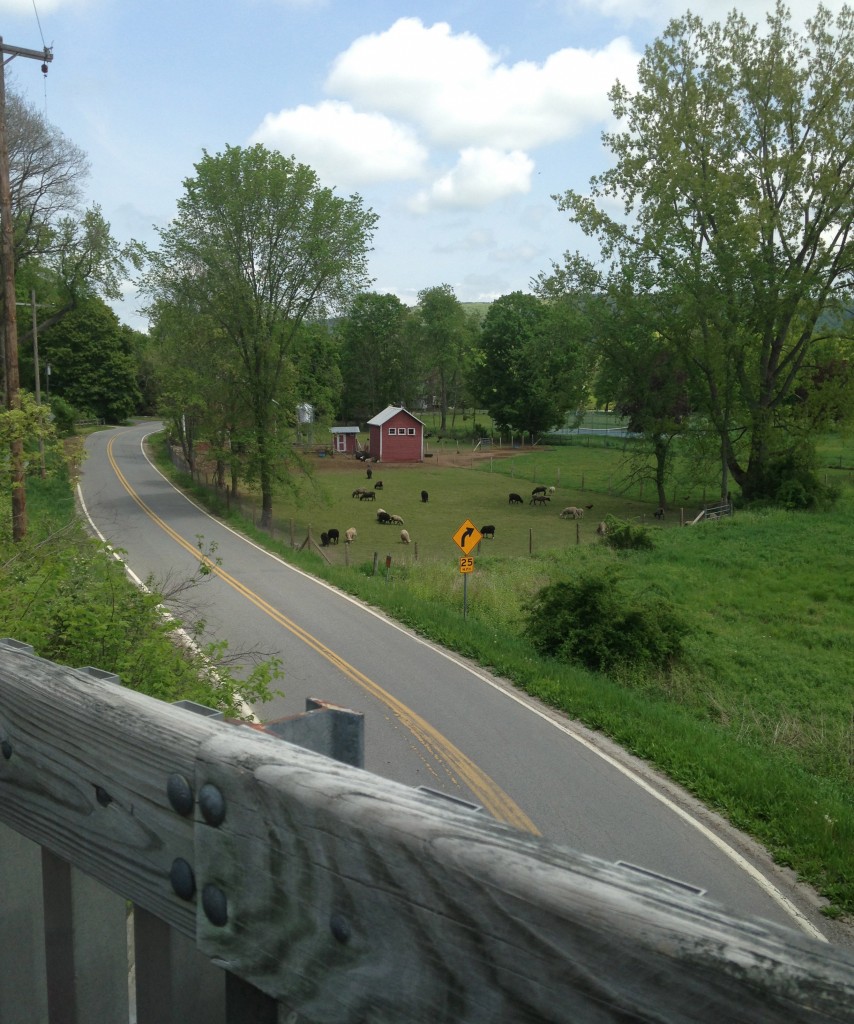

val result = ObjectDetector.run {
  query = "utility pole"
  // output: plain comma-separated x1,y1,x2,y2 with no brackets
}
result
0,38,53,541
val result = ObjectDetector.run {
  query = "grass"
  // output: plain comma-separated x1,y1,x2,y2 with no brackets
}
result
156,434,854,915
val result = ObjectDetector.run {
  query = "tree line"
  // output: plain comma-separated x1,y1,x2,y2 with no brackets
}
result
4,2,854,538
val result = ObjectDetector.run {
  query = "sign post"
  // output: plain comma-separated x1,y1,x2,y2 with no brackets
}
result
452,520,482,619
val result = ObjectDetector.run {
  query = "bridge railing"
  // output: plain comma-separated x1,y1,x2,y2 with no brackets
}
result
1,640,852,1023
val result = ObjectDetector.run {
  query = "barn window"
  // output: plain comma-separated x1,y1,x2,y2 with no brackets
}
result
407,428,416,435
388,427,397,435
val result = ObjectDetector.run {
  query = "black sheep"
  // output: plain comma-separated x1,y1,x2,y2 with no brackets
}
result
480,524,496,539
320,532,330,547
374,480,384,490
327,528,340,545
508,493,523,504
421,490,429,503
366,467,373,479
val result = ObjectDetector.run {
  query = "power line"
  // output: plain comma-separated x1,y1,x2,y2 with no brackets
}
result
31,1,47,50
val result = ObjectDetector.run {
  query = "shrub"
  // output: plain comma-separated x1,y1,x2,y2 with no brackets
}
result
602,514,655,550
523,568,687,673
47,395,79,437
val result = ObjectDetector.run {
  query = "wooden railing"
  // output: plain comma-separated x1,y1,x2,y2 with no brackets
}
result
1,640,852,1023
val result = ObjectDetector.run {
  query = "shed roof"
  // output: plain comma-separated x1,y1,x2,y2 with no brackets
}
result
366,405,426,428
329,426,361,435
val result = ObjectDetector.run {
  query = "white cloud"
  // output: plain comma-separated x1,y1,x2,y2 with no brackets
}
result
326,17,639,150
409,148,535,213
249,100,428,186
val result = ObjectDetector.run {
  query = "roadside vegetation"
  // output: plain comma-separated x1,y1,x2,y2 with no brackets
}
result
0,453,282,716
150,429,854,917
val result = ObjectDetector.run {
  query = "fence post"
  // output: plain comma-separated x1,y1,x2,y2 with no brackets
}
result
529,528,533,556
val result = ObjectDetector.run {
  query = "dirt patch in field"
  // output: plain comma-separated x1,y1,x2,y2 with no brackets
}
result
310,445,536,473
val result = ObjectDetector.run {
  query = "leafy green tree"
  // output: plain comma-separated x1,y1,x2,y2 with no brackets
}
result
141,145,377,526
548,3,854,502
414,284,477,432
40,297,141,423
472,291,587,439
338,292,419,420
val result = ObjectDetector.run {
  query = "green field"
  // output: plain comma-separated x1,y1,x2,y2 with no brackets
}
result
159,433,854,916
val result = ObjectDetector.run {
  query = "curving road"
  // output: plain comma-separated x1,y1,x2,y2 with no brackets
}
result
79,423,830,941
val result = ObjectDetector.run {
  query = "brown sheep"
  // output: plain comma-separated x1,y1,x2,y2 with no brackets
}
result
559,506,584,519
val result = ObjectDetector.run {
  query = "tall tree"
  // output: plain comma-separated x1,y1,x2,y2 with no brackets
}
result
141,145,377,525
472,291,587,440
338,291,419,420
548,3,854,502
414,284,475,432
6,90,89,265
40,297,141,424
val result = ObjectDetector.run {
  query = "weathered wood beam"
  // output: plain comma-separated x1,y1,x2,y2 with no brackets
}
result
1,645,853,1023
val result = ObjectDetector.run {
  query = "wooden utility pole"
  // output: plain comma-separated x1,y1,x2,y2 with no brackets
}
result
0,38,53,541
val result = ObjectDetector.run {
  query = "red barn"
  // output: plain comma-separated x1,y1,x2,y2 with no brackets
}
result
366,405,425,463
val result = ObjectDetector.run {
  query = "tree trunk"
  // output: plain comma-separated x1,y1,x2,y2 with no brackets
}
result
653,436,668,509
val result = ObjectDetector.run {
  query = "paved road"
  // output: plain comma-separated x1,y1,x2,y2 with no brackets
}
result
79,423,830,941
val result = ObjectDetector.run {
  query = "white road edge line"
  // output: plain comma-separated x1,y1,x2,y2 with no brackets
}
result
118,429,827,942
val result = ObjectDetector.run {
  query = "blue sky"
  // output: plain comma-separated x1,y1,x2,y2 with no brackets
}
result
0,0,839,331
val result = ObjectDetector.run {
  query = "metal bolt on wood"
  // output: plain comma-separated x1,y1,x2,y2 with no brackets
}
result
166,773,195,816
330,913,351,944
202,883,228,926
199,782,226,826
170,858,196,901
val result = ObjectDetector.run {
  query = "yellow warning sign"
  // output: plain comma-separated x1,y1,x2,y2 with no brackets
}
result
459,556,474,574
453,519,482,555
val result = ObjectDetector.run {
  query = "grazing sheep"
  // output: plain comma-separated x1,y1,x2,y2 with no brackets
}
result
359,491,376,501
352,488,367,498
654,507,665,520
548,486,556,494
596,521,608,536
376,510,392,524
400,529,411,544
366,468,372,480
374,480,383,489
327,528,340,545
389,514,405,525
531,485,547,497
320,531,330,547
559,506,584,519
345,527,357,543
480,524,496,539
421,490,429,503
508,492,523,504
531,494,551,506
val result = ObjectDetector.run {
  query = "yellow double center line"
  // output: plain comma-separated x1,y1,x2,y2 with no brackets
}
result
107,435,539,834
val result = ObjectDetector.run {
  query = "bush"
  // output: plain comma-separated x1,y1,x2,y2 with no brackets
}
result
601,514,655,550
523,568,687,673
47,395,79,437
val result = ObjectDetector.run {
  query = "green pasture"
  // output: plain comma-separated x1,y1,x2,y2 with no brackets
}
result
216,443,717,566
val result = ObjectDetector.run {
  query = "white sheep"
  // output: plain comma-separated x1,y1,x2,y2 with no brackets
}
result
400,529,411,544
548,485,556,494
389,513,405,525
596,521,608,536
559,506,584,519
345,527,357,543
